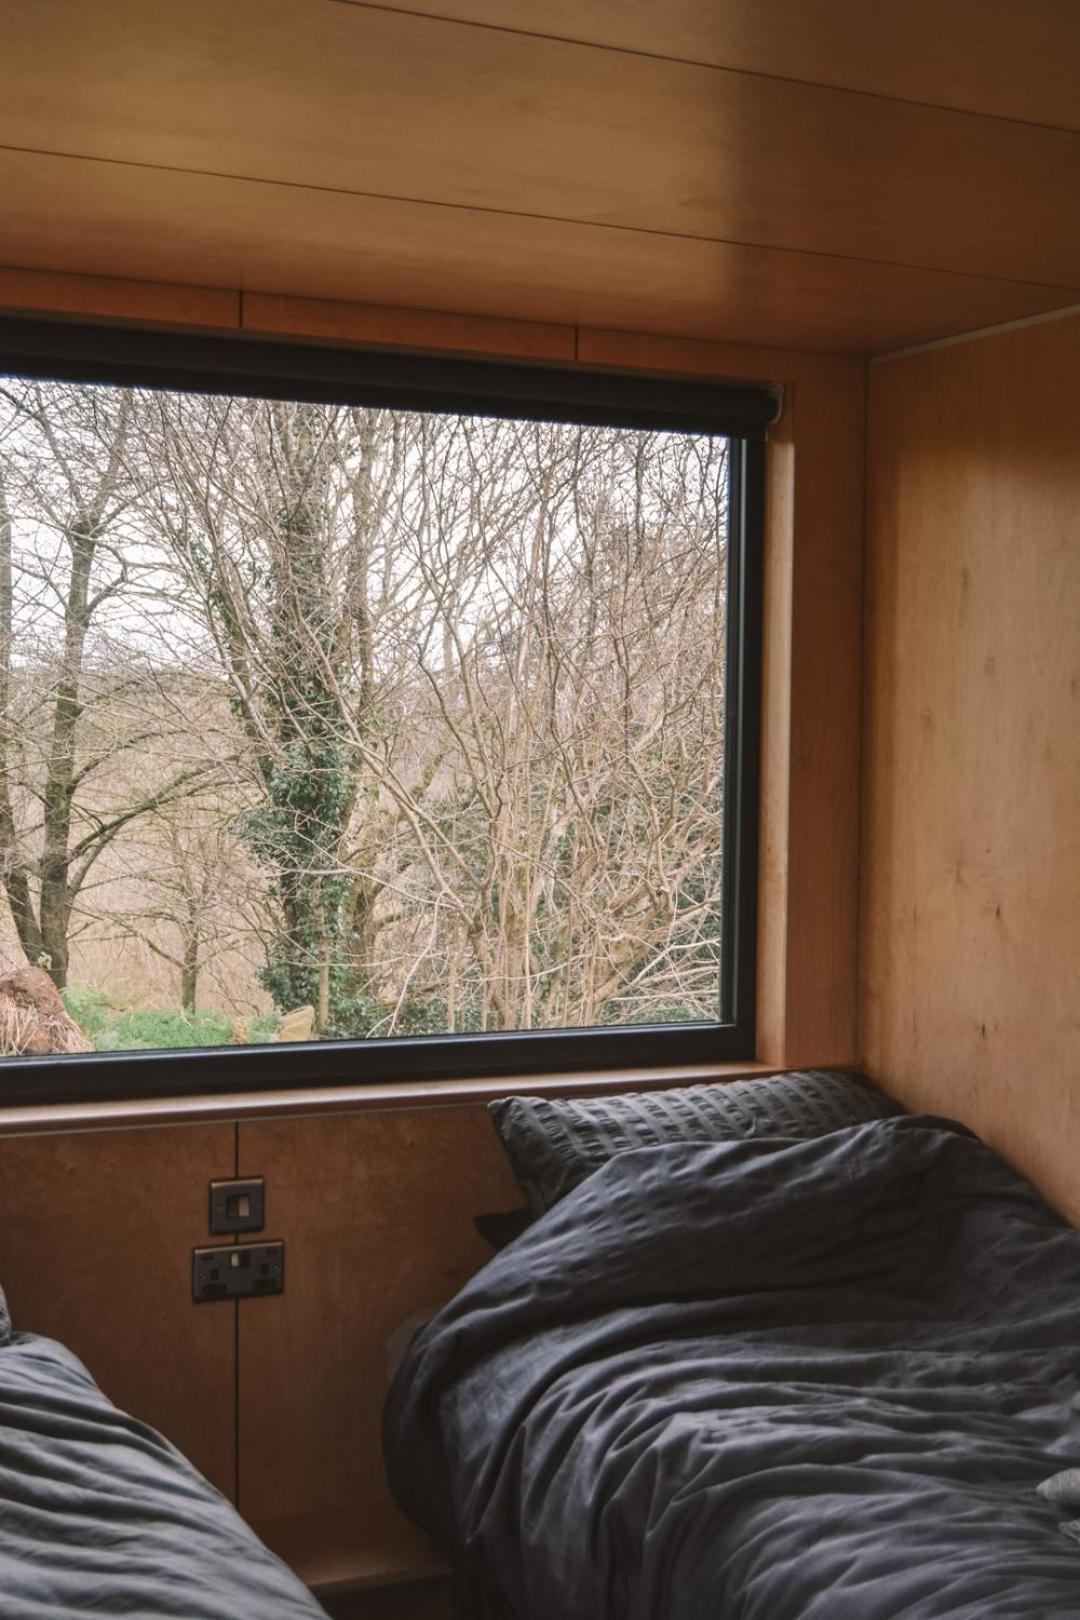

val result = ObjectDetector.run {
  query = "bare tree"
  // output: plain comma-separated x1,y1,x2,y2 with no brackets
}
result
95,796,268,1013
0,383,223,988
137,399,730,1033
2,379,732,1042
133,394,411,1033
369,420,731,1031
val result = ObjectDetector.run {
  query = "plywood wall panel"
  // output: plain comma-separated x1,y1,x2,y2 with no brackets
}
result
5,0,1080,289
376,0,1080,134
241,293,574,361
0,1122,237,1494
0,267,238,329
235,1105,520,1522
782,362,866,1065
861,313,1080,1219
2,150,1073,358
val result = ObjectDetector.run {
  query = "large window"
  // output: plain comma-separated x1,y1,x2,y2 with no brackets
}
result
0,322,769,1100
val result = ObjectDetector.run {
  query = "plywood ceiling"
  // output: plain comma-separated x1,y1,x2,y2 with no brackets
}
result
1,0,1079,355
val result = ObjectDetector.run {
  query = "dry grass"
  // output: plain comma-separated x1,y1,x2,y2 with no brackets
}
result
0,998,93,1056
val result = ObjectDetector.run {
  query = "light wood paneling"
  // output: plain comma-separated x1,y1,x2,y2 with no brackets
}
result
0,1122,237,1493
581,331,865,1067
2,150,1072,358
375,1,1080,133
782,360,866,1067
5,0,1080,291
0,266,238,329
757,404,796,1063
861,312,1080,1220
235,1106,520,1521
0,1,1078,357
242,293,573,362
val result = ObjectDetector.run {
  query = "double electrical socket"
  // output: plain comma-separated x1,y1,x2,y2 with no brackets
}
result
192,1241,285,1302
193,1176,283,1301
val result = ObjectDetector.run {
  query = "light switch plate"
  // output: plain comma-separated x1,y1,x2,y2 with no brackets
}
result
208,1177,265,1235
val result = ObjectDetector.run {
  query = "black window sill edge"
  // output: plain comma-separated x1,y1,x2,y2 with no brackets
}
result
0,317,781,437
0,1023,755,1109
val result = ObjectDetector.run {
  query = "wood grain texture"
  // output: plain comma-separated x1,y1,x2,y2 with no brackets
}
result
1,150,1072,358
4,0,1080,290
242,293,573,361
235,1106,521,1520
861,313,1080,1219
580,331,865,1067
782,359,866,1067
254,1503,447,1595
0,266,238,328
757,407,795,1063
372,0,1080,133
0,1122,237,1493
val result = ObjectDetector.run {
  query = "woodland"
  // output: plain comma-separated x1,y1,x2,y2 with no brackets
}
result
0,380,730,1051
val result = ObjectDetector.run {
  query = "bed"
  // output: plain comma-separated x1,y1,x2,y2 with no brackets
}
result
384,1078,1080,1618
0,1315,328,1617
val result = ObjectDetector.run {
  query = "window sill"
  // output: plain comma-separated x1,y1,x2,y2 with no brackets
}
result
0,1060,778,1136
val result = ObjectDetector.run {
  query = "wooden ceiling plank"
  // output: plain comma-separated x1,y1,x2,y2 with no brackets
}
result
362,0,1080,134
3,0,1080,289
2,150,1077,357
241,291,574,360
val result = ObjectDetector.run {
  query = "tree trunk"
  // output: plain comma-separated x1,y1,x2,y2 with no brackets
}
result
317,927,330,1037
0,469,43,964
38,516,96,988
181,931,199,1013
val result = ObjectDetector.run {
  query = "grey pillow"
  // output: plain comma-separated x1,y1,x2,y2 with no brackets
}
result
489,1069,903,1215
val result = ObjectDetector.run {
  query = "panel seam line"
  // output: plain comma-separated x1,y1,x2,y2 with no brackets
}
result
4,142,1079,297
323,0,1080,140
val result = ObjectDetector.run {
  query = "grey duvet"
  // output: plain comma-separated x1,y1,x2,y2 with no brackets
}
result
0,1332,326,1618
384,1117,1080,1618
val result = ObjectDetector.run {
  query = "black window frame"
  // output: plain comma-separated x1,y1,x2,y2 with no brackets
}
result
0,317,771,1104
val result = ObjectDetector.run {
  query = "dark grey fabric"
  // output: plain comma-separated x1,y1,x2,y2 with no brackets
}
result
0,1280,9,1345
1040,1470,1080,1506
0,1332,328,1617
385,1117,1080,1620
489,1067,901,1213
474,1209,535,1251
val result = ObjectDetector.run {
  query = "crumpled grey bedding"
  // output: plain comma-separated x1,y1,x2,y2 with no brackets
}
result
1037,1461,1080,1545
0,1331,328,1618
384,1116,1080,1619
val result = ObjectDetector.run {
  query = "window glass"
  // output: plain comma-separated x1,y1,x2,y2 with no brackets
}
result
0,376,748,1065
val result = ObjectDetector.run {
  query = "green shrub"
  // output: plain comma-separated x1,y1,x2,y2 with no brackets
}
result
246,1010,282,1044
63,986,237,1051
104,1006,234,1051
60,984,113,1041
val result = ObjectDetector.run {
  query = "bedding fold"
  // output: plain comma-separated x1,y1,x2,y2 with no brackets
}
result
0,1333,327,1617
385,1117,1080,1619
